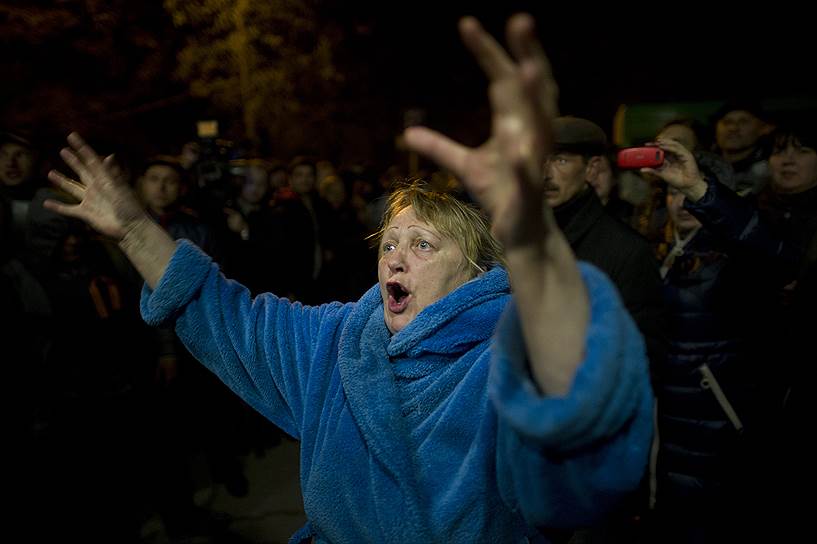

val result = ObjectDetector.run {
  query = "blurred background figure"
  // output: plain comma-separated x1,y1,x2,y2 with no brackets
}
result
1,131,43,252
267,159,292,204
316,172,373,301
711,100,774,196
221,159,280,296
132,155,248,540
587,150,635,225
21,185,153,541
545,116,666,542
645,116,817,540
650,166,759,544
266,156,332,303
635,119,734,248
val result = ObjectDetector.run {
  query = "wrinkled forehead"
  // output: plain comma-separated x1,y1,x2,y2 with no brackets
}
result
386,205,440,234
546,149,587,160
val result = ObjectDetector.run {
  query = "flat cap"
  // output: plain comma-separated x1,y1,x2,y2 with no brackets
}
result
552,116,608,156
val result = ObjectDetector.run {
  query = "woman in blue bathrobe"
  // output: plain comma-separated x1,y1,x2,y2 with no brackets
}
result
45,13,653,543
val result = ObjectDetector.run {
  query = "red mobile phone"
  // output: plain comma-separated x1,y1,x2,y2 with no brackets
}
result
616,147,664,169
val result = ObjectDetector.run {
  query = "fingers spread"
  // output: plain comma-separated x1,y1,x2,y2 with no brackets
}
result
42,198,80,219
493,85,543,194
59,147,91,180
459,16,515,81
518,60,557,157
48,170,86,201
508,14,559,119
67,132,103,171
655,138,687,155
404,126,470,177
521,57,559,120
103,154,120,174
506,14,537,61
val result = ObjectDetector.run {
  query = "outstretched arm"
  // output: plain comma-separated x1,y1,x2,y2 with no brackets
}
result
404,15,586,396
46,134,344,437
45,133,175,288
407,15,653,528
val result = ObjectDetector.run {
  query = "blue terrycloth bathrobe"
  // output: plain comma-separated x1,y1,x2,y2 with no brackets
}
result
141,241,653,543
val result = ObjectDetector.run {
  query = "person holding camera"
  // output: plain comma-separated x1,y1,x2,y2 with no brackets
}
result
643,125,817,541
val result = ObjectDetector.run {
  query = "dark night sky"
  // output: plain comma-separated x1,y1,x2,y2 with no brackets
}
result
364,2,816,139
3,2,816,166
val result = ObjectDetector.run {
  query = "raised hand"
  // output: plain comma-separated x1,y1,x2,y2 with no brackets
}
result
404,14,558,251
404,14,589,396
642,138,708,202
45,132,148,241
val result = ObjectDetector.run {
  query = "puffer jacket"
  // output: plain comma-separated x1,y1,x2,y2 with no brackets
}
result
654,227,767,509
654,161,817,514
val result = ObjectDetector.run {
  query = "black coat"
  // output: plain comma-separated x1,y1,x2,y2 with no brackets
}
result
554,187,667,368
683,177,817,536
655,228,766,511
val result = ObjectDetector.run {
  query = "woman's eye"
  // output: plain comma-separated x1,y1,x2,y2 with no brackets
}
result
417,240,431,250
383,242,395,253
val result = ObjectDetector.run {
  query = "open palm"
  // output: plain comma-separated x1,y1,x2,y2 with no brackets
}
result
45,132,147,241
404,14,559,250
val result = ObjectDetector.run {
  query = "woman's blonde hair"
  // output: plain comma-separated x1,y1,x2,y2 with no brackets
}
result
371,180,504,278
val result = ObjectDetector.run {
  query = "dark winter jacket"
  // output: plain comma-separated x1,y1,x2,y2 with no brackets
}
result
554,187,667,368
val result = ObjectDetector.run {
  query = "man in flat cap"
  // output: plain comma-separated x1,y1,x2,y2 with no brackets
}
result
545,115,666,539
545,116,665,366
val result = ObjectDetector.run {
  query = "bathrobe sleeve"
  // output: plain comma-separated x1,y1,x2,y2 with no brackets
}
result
140,240,352,438
489,262,654,529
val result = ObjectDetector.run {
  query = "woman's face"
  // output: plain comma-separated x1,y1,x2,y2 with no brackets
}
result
378,206,471,334
320,178,346,208
666,186,701,236
769,140,817,194
658,124,698,151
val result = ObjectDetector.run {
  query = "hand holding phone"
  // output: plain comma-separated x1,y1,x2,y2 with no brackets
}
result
616,147,664,169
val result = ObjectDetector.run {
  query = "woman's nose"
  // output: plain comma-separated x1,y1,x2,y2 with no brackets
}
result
386,248,406,273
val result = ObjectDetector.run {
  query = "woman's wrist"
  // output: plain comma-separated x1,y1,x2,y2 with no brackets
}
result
119,213,153,246
683,176,709,203
118,214,177,289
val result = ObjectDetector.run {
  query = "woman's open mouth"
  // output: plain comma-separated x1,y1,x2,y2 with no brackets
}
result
386,281,411,313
